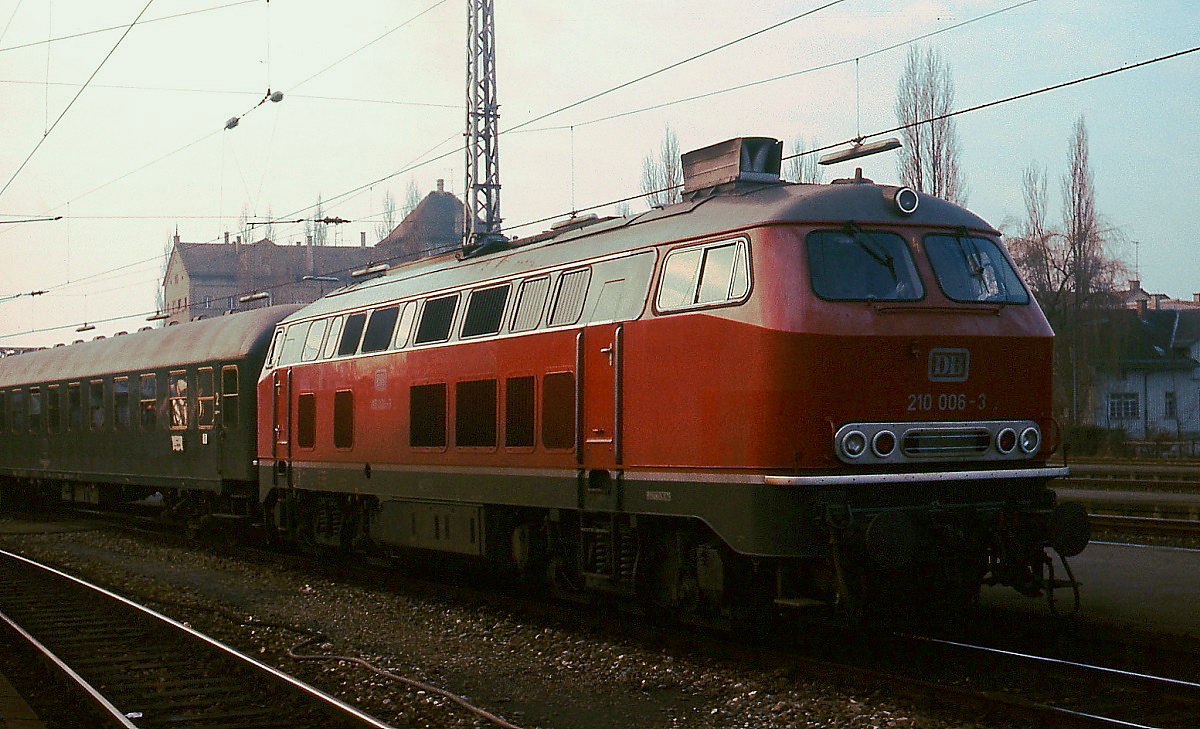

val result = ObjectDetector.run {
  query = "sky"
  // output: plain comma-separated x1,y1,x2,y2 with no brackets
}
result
1,0,1197,347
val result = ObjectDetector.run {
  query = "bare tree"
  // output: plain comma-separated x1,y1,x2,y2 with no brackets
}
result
894,46,965,204
305,195,327,246
786,136,824,184
640,126,682,208
403,180,422,218
376,190,398,241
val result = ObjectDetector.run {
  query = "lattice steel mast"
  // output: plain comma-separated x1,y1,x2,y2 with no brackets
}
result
464,0,504,255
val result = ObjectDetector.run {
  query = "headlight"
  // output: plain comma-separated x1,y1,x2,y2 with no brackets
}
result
841,430,867,459
872,430,896,457
996,428,1017,455
1019,426,1041,454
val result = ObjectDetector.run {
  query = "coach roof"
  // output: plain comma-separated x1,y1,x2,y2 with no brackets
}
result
0,305,300,388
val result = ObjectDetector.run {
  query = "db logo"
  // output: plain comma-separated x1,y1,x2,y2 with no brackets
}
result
928,348,969,382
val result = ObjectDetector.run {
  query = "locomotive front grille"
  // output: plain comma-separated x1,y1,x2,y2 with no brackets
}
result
900,427,991,457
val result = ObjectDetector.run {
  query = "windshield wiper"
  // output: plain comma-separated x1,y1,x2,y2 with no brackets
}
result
844,221,896,281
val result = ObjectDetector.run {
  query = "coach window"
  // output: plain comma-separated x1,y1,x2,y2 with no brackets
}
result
301,319,328,361
462,285,510,338
139,374,157,429
542,372,576,450
28,387,42,433
0,390,6,433
510,276,549,332
410,383,447,448
221,367,239,429
337,312,368,356
333,390,354,449
68,383,82,431
297,393,316,449
113,378,130,430
806,228,923,301
362,305,400,353
414,295,458,345
547,269,590,327
456,379,497,448
505,376,535,448
10,390,25,432
46,386,61,434
320,316,345,359
197,368,215,429
168,371,189,430
89,380,106,430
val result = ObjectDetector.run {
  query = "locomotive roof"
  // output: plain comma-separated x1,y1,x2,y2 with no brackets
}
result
281,179,997,323
0,305,300,388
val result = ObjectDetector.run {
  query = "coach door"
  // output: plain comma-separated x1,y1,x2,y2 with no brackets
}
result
271,367,293,488
578,323,623,509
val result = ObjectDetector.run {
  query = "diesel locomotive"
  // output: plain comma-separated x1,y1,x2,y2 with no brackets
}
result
0,137,1089,622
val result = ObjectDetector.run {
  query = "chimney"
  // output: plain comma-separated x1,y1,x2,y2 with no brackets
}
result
437,178,445,192
1193,293,1200,304
1129,279,1141,293
173,232,180,246
360,231,367,247
306,235,314,275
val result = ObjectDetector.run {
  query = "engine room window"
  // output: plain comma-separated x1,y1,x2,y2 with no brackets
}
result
197,368,215,429
337,312,368,356
462,285,510,338
139,374,157,429
222,366,239,429
505,376,535,448
510,276,549,332
657,239,750,311
807,228,924,301
333,390,354,449
548,269,590,327
542,371,576,450
414,295,458,345
168,372,189,430
113,378,130,430
925,234,1029,304
362,306,400,353
410,383,447,448
321,316,345,359
278,322,310,365
297,393,316,449
392,301,417,348
90,380,107,430
455,379,497,448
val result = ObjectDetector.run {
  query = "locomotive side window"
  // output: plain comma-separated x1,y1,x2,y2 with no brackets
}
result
168,371,189,430
10,390,24,432
806,229,924,301
657,239,749,311
197,368,215,429
266,328,284,368
510,276,549,332
337,312,368,356
542,372,576,450
505,376,535,448
89,380,106,430
139,374,157,429
301,319,328,361
321,316,345,359
280,322,311,365
392,301,417,349
297,393,316,449
456,379,497,448
362,306,400,353
113,378,130,430
462,285,510,338
68,383,82,431
410,383,447,448
924,234,1029,304
414,295,458,345
333,390,354,449
221,367,239,429
548,269,590,327
47,385,61,434
28,387,41,433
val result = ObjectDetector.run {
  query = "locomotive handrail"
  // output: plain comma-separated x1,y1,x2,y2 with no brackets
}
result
764,466,1069,487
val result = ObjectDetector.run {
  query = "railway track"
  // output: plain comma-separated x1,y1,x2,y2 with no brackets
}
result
0,548,395,729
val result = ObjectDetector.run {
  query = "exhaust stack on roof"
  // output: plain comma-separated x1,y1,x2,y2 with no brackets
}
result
682,137,782,196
